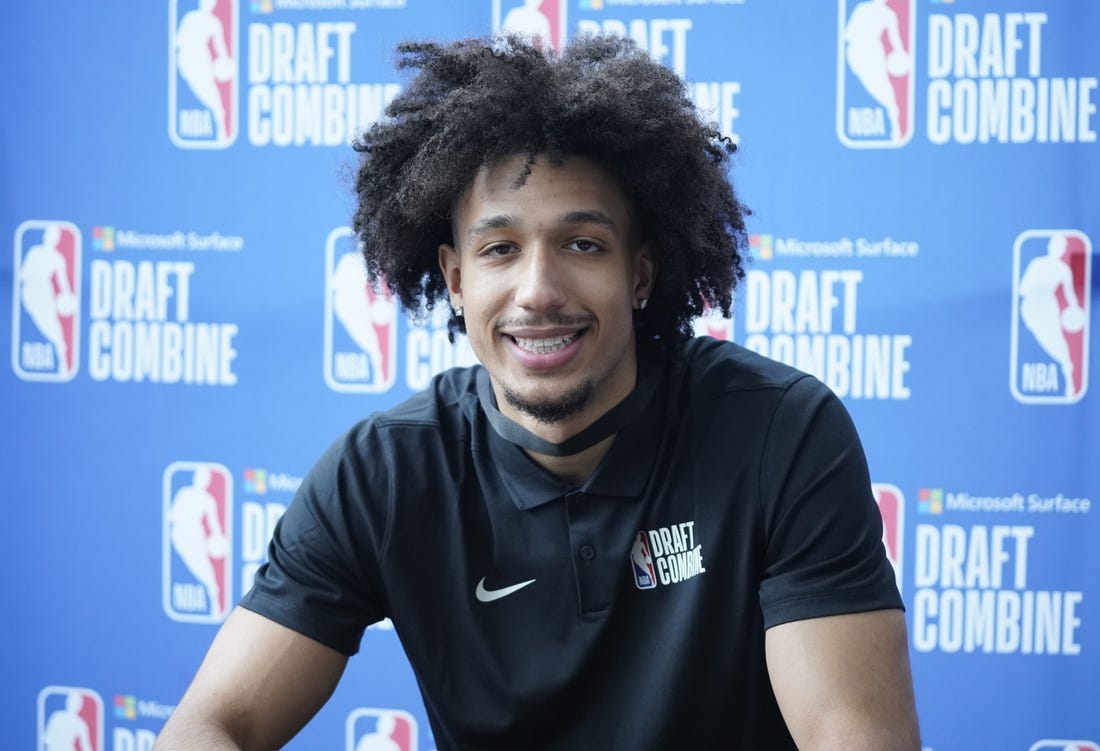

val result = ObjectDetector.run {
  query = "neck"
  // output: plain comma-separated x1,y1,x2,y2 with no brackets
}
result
475,356,659,482
504,399,609,446
525,435,617,486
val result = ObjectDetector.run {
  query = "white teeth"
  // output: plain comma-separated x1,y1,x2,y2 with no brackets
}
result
513,332,580,354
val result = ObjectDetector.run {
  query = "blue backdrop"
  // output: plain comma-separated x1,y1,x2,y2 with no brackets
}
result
4,1,1097,749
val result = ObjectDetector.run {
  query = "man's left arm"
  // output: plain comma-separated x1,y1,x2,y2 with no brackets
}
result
766,608,920,751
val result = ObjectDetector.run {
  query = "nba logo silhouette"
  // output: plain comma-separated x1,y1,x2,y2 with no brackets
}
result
493,0,568,52
1011,229,1091,404
169,0,239,148
1029,742,1100,751
325,227,399,393
163,461,234,623
346,708,417,751
630,531,657,590
871,484,904,593
837,0,915,148
13,220,81,382
38,686,103,751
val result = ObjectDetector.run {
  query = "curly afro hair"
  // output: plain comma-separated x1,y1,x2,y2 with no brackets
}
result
352,33,749,345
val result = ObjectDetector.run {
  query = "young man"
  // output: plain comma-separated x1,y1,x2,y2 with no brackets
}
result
154,35,920,750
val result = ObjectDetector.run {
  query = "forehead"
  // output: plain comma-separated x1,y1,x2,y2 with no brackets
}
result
453,154,636,237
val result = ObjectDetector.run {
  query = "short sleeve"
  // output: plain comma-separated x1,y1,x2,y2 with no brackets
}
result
239,424,391,655
756,376,902,629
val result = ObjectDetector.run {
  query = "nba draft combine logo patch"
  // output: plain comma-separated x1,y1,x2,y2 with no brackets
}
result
630,531,657,589
837,0,915,148
493,0,568,52
169,0,239,148
325,227,398,393
163,461,234,623
12,220,81,382
1011,229,1091,404
346,708,417,751
872,483,904,593
38,686,104,751
631,521,706,590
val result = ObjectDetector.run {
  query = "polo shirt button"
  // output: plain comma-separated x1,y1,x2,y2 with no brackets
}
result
580,545,596,561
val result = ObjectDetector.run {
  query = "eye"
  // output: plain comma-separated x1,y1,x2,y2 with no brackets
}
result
566,238,602,254
480,242,518,258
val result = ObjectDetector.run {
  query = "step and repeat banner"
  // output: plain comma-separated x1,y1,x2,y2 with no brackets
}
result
3,1,1097,749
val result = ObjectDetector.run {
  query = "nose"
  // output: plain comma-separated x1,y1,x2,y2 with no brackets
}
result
513,245,567,312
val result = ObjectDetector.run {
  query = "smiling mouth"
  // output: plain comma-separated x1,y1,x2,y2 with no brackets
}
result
511,331,583,354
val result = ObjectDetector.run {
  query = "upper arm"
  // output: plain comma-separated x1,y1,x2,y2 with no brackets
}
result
766,609,920,751
155,606,349,751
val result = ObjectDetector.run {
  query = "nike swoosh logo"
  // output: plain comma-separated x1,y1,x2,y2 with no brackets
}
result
475,577,536,603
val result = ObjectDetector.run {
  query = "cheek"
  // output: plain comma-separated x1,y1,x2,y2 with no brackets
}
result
462,277,506,317
586,271,635,309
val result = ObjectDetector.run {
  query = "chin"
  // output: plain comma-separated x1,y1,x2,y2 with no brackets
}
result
502,380,595,425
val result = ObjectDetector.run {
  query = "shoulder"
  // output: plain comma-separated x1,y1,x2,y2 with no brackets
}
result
287,366,482,548
312,365,481,482
368,365,480,430
665,338,850,455
671,336,825,401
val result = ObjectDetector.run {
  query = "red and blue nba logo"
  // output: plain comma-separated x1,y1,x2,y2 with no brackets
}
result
493,0,568,52
837,0,915,148
12,220,81,382
1029,742,1100,751
630,531,657,590
37,686,103,751
163,461,234,623
1011,229,1091,404
872,483,904,593
169,0,239,148
346,708,417,751
325,227,399,394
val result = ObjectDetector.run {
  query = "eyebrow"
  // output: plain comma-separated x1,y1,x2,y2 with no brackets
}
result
558,210,618,232
466,214,519,240
465,210,618,240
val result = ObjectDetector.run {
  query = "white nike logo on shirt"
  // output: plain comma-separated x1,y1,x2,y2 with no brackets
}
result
475,577,536,602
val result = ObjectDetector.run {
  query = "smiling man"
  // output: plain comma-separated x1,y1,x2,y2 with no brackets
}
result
439,153,655,484
154,35,921,751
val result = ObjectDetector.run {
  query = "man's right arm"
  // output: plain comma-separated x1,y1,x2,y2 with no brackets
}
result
153,606,349,751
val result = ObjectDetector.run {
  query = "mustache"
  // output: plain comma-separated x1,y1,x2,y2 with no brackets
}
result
494,314,596,330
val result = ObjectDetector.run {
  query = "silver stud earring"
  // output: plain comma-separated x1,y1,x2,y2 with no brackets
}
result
453,305,464,318
638,298,648,310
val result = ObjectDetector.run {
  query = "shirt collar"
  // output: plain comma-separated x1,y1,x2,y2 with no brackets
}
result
463,351,667,510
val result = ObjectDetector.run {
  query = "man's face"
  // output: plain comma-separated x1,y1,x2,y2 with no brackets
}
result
439,154,654,436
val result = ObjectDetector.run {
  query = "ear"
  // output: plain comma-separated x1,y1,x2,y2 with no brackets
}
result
438,243,463,308
633,244,656,306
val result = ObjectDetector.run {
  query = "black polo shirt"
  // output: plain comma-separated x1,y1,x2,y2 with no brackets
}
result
241,336,902,749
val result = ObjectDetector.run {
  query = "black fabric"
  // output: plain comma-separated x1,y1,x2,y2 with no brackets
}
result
240,337,903,750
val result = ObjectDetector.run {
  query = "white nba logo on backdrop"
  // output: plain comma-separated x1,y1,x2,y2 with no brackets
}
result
12,220,81,382
837,0,915,148
163,461,234,623
324,227,399,393
169,0,239,148
38,686,104,751
1011,229,1091,404
493,0,568,52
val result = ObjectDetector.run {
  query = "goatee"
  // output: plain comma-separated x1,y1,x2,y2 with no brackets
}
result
502,379,596,424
